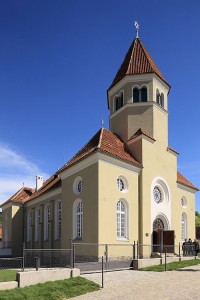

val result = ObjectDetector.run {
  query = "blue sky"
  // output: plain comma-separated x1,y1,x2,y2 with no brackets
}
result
0,0,200,210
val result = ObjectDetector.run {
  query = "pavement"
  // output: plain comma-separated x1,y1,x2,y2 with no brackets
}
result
72,264,200,299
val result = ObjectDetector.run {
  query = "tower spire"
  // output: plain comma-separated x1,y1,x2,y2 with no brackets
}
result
134,21,139,38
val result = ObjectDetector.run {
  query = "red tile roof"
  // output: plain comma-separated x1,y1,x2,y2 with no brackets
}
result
127,128,155,142
28,175,61,201
177,171,199,191
59,128,142,172
0,187,35,207
108,38,170,90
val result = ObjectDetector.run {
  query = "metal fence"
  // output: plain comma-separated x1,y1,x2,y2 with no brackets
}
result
23,249,72,271
0,257,23,269
0,242,198,272
72,242,198,273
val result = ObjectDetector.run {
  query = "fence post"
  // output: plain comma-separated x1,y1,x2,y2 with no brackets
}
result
179,242,181,257
105,244,108,270
22,242,25,271
133,241,135,260
101,256,104,288
137,241,139,259
72,244,75,269
69,238,73,268
164,249,167,271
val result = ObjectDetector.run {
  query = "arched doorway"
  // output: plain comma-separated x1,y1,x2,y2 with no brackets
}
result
152,217,174,253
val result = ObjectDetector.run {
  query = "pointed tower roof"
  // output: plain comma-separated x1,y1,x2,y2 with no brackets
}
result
108,37,170,90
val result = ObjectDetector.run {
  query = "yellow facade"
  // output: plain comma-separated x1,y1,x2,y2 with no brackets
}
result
1,34,198,261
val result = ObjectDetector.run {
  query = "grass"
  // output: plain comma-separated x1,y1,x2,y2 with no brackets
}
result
140,259,200,272
0,270,18,282
0,276,100,300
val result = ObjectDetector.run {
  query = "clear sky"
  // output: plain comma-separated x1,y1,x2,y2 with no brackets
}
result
0,0,200,210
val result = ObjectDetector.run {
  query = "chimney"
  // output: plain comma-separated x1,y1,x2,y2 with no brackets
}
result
36,175,43,191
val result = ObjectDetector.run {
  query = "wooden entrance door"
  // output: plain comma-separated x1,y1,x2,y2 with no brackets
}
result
163,230,174,253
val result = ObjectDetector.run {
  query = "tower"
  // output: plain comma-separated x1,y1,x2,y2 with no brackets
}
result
107,29,171,157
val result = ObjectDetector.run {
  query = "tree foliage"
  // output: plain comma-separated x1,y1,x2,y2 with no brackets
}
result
195,211,200,226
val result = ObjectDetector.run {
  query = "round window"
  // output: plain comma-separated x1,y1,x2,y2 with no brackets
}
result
73,177,83,195
153,186,162,204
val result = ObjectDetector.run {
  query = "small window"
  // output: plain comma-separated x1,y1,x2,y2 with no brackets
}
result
161,93,164,107
27,211,33,242
117,176,128,192
117,200,128,239
35,208,40,242
44,205,51,241
181,213,187,241
181,197,187,208
73,199,83,239
156,89,160,104
141,87,147,102
73,176,83,195
55,201,62,240
133,88,139,102
115,92,124,112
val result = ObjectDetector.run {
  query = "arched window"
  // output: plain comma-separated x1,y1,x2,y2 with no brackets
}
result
153,218,164,230
3,213,8,245
133,88,140,102
117,176,128,192
73,200,83,239
156,89,160,104
115,92,124,111
161,93,164,107
117,200,128,239
181,197,187,208
35,208,40,241
55,201,62,240
44,205,51,241
141,87,147,102
181,213,187,241
27,211,33,242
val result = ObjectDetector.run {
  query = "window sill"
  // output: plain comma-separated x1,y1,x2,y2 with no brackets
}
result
117,238,129,242
73,237,83,241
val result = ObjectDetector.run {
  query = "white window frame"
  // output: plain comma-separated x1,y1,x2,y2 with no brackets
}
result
44,205,51,241
117,176,128,192
55,200,62,240
181,196,187,208
27,210,33,242
35,208,40,242
73,176,83,195
181,213,187,242
117,199,128,240
73,199,83,239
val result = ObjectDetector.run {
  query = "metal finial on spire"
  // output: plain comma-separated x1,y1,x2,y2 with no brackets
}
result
134,21,139,38
101,120,104,128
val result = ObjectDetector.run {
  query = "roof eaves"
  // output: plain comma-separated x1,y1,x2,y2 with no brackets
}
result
177,180,199,192
97,148,142,169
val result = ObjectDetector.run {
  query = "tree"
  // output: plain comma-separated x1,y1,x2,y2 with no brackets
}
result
195,211,200,226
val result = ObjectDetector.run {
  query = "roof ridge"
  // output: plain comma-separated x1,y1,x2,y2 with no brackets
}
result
97,127,104,148
127,38,137,75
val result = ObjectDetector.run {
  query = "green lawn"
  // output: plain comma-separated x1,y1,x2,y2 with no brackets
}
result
140,259,200,272
0,270,18,282
0,276,100,300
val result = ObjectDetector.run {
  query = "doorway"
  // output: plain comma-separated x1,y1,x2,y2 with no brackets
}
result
153,218,174,253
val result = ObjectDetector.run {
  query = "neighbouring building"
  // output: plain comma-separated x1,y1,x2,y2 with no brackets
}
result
0,26,198,259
